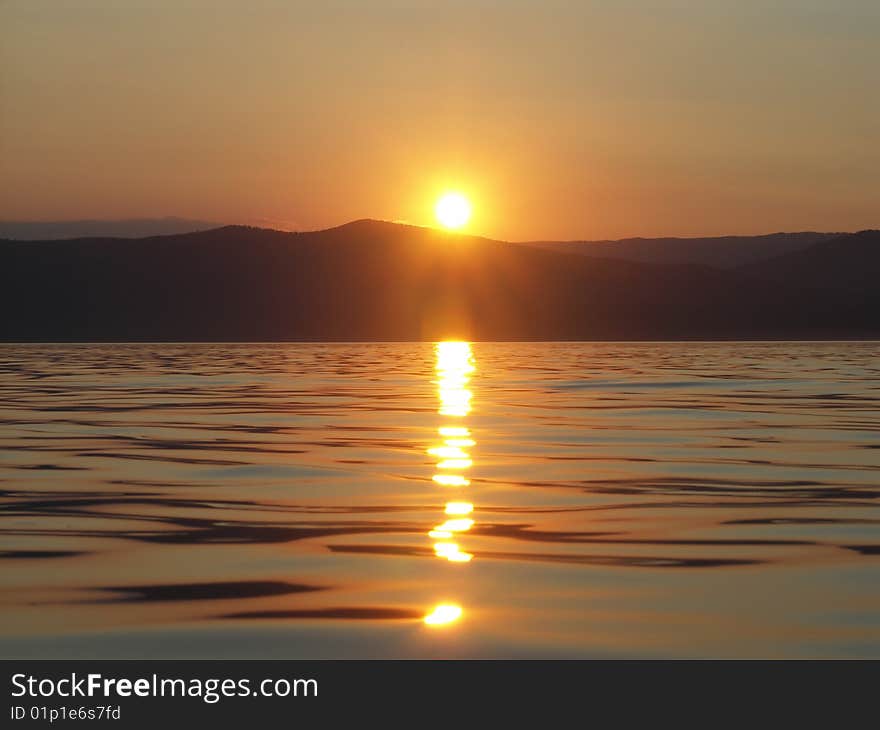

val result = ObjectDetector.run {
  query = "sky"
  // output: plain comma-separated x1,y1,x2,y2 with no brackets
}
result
1,0,878,241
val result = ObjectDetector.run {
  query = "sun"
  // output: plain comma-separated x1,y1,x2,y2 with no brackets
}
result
435,192,472,229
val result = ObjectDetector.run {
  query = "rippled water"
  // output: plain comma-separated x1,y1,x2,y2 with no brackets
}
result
1,342,878,658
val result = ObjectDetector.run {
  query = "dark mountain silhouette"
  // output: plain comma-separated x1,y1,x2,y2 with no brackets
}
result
741,230,880,293
0,217,221,240
1,220,876,341
526,232,840,269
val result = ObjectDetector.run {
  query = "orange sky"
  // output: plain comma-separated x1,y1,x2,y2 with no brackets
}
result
1,1,878,240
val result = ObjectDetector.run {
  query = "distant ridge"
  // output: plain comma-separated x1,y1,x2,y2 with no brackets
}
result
1,220,876,341
0,217,222,240
524,232,843,269
742,229,880,293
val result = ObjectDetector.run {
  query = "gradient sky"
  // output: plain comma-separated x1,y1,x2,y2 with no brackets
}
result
1,0,878,240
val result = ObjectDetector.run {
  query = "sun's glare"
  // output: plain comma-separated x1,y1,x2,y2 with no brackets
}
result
435,193,472,229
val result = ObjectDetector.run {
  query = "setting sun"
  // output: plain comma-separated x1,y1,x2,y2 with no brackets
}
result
435,193,472,229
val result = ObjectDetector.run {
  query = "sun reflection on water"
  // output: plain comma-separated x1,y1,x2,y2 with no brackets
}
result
444,502,473,516
423,603,463,626
424,342,476,626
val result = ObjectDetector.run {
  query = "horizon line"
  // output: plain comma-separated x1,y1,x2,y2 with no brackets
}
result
0,216,867,245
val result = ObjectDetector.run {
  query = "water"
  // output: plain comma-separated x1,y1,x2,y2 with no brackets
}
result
0,341,878,658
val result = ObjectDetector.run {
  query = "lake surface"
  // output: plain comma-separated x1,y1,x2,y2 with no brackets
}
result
1,342,878,658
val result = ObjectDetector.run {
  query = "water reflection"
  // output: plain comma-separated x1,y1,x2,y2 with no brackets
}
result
425,342,476,623
423,603,463,626
1,342,879,657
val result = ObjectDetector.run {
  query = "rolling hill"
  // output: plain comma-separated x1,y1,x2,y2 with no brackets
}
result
524,232,841,269
741,230,880,293
1,220,876,341
0,217,221,240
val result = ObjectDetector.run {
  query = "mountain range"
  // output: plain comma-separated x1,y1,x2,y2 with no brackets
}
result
524,231,841,269
0,217,221,240
1,220,877,341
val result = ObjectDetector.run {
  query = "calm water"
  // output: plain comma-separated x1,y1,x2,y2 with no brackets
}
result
1,342,878,658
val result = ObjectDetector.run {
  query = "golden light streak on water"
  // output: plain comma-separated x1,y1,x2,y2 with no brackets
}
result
438,426,469,437
437,458,472,470
423,603,463,626
433,542,473,563
428,342,476,607
435,518,474,532
432,475,470,487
